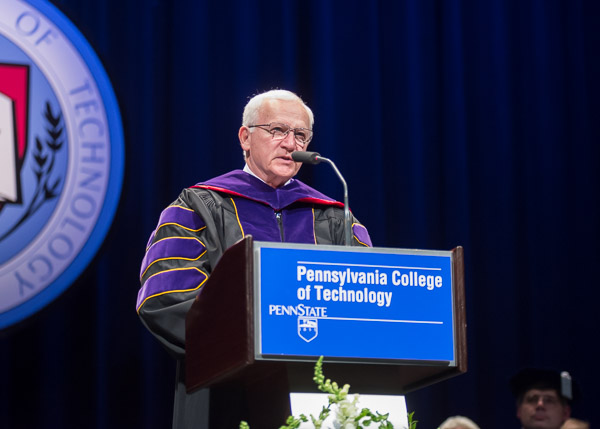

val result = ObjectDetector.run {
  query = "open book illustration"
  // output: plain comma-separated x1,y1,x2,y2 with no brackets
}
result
0,64,29,207
1,91,19,203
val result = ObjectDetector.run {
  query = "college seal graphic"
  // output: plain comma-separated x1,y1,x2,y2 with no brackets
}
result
0,0,124,329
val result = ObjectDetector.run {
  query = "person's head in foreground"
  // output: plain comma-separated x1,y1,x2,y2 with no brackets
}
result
438,415,480,429
510,368,580,429
561,418,589,429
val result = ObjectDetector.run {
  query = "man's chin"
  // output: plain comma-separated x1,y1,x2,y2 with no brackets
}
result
524,419,552,429
272,166,297,181
265,170,296,188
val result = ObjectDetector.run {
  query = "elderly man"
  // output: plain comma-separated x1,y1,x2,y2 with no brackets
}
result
136,89,371,428
510,368,579,429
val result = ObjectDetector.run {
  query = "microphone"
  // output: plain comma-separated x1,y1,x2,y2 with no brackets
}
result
292,151,352,246
291,151,322,164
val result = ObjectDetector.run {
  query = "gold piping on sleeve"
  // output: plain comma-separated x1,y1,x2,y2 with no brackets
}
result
230,197,245,236
170,204,194,212
140,238,207,279
312,207,317,244
136,266,209,313
148,205,206,250
155,222,206,234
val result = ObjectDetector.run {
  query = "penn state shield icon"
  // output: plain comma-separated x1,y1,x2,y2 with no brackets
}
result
0,0,124,329
298,317,318,343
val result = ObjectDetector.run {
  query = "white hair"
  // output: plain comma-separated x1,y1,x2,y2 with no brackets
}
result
438,416,480,429
242,89,314,128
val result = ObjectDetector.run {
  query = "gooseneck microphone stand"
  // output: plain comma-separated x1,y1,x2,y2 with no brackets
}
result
291,151,352,246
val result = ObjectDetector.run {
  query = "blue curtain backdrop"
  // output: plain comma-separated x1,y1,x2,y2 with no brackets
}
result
1,0,599,428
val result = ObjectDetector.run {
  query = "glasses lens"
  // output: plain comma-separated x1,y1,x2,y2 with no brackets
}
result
267,123,312,145
295,129,309,144
268,123,290,138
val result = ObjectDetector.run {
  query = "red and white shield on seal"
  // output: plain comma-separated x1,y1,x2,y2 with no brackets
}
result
0,63,29,212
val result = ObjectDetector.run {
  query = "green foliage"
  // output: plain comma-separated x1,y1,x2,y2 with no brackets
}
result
240,356,417,429
407,411,418,429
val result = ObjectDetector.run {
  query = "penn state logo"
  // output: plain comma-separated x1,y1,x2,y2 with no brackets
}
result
298,317,318,343
0,0,124,329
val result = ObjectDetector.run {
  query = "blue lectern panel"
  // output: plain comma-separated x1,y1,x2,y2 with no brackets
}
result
254,242,456,364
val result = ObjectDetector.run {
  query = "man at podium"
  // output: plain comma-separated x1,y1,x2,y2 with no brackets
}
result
136,89,372,428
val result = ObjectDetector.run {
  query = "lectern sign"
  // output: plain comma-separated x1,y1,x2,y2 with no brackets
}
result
254,242,456,363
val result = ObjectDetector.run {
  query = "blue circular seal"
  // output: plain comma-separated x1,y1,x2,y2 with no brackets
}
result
0,0,124,329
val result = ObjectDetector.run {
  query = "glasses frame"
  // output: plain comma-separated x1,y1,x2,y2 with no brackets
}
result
248,122,313,147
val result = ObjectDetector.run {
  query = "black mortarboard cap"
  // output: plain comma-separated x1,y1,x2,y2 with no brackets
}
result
509,368,580,403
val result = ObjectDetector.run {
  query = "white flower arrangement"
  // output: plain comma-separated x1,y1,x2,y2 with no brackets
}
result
240,356,418,429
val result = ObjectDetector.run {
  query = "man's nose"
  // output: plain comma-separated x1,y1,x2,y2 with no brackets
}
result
280,132,296,149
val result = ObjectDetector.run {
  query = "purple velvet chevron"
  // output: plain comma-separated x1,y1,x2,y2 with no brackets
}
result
137,205,208,310
157,205,206,231
140,237,206,278
136,267,207,310
146,206,206,249
145,205,205,250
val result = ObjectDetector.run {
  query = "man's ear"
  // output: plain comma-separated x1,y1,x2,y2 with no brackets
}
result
239,126,251,151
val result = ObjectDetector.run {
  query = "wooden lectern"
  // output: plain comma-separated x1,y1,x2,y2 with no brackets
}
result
185,236,466,428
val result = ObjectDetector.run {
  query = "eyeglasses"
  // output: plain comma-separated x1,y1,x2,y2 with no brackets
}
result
248,122,313,147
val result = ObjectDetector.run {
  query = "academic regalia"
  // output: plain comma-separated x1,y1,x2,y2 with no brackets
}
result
136,170,372,429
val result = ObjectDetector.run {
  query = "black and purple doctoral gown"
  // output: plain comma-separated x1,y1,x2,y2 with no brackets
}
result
136,169,372,429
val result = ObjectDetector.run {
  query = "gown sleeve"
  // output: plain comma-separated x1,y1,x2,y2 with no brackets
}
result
136,188,226,358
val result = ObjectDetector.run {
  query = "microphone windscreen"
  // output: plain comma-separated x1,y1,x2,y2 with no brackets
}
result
291,151,321,164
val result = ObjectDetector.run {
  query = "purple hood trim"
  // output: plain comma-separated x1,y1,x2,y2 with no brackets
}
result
192,170,344,211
